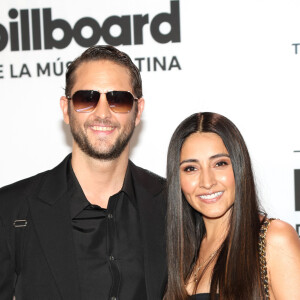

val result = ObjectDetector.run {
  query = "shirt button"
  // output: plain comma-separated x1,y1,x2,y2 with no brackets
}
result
109,256,115,261
107,213,113,219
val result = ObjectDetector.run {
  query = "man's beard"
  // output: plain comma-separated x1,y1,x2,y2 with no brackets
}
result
69,111,136,161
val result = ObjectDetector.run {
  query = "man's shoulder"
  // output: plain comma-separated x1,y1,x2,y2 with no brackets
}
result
0,155,70,206
129,160,166,185
0,170,48,221
0,171,47,198
129,161,166,199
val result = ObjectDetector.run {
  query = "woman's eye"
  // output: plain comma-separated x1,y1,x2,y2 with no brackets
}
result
183,166,197,172
216,161,228,167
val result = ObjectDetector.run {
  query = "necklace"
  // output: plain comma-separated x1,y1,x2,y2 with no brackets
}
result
186,248,220,285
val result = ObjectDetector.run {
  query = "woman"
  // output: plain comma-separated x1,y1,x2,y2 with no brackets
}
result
164,112,300,300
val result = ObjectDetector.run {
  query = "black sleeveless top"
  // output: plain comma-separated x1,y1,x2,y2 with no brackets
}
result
189,293,219,300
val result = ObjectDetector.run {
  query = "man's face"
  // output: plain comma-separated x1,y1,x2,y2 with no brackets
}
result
60,60,144,161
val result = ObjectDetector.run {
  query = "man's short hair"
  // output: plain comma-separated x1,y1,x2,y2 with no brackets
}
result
65,45,142,99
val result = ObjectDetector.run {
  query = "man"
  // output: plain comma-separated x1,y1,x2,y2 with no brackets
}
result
0,45,166,300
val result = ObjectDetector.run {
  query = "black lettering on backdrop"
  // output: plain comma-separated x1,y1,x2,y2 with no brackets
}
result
37,63,50,76
43,8,72,49
169,56,181,70
73,18,101,47
153,57,166,71
10,64,17,78
134,56,181,72
0,1,181,51
20,64,31,77
21,10,30,50
0,24,8,51
10,63,31,78
36,60,74,77
133,15,149,44
102,16,132,45
296,224,300,237
9,9,19,51
135,58,145,70
0,64,3,78
53,58,63,76
32,9,42,49
150,1,180,44
295,170,300,211
292,43,300,54
5,55,180,79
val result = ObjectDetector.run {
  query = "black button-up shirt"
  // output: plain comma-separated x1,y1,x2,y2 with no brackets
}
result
67,161,147,300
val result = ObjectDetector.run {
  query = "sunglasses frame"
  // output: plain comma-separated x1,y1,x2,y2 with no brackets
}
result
67,90,139,113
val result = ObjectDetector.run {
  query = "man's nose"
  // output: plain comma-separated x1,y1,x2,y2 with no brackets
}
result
93,93,112,119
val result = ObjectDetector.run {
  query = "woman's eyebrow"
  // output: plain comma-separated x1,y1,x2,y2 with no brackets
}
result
180,153,230,165
210,153,230,160
179,159,198,166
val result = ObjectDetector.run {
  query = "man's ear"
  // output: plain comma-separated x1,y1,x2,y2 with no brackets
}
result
60,96,70,124
135,98,145,126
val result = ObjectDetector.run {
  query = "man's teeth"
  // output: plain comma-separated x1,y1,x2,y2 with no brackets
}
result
199,191,223,200
91,126,113,131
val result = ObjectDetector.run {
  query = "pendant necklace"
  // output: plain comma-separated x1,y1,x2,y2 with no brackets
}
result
186,248,220,285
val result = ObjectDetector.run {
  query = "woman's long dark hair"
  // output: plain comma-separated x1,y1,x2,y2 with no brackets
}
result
164,112,265,300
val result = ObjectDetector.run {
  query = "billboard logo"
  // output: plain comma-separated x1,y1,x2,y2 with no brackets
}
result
0,1,180,52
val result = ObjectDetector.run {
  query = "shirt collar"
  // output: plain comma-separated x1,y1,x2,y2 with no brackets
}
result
67,158,137,218
67,159,89,218
122,162,137,207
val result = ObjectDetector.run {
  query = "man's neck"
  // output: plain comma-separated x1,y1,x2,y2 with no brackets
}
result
71,147,129,208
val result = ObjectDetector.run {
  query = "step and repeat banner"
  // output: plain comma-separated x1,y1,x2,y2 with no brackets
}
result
1,0,299,233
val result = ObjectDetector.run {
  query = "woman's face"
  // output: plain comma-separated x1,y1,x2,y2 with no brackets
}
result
180,132,235,220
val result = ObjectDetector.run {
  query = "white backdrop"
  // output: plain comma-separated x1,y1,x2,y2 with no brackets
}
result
1,0,299,233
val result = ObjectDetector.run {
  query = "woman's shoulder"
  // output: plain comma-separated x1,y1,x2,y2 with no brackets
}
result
266,219,299,248
265,219,300,298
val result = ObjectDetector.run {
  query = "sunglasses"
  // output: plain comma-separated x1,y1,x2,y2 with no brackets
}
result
67,90,138,113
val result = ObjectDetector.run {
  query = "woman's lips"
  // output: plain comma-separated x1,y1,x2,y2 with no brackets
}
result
197,191,224,203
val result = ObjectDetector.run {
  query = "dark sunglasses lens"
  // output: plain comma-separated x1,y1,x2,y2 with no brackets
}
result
72,90,100,112
107,91,134,113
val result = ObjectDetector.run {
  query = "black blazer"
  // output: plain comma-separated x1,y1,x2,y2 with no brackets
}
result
0,155,167,300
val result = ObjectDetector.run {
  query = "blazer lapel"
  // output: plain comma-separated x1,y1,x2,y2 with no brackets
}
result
130,162,167,299
28,155,81,300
